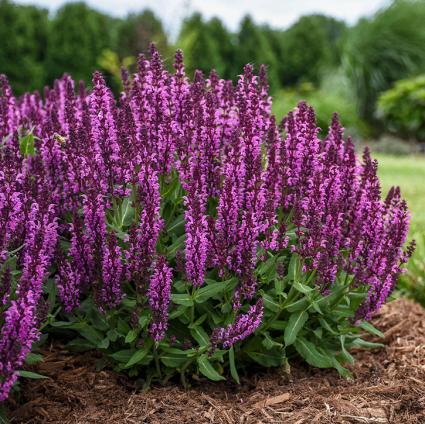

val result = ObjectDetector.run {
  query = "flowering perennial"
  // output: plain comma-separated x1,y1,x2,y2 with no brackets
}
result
0,46,413,397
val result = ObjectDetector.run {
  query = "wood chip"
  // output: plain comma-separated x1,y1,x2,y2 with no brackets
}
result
253,393,290,408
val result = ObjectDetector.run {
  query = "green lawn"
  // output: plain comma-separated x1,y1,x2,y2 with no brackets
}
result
375,154,425,234
375,153,425,305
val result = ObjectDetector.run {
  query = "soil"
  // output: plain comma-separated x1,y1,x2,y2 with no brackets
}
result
6,298,425,424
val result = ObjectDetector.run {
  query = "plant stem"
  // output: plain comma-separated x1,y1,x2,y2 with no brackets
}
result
153,344,162,379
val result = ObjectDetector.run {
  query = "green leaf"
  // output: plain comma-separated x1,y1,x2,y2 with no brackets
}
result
310,300,324,315
45,278,57,312
351,338,384,349
138,315,149,329
189,313,208,328
284,310,309,346
110,349,136,364
285,297,309,312
79,325,103,345
125,341,153,368
262,333,283,350
162,346,197,356
98,337,110,349
313,327,323,339
171,293,193,307
247,351,284,367
331,357,353,379
269,320,287,330
274,278,284,295
121,298,137,309
190,326,209,347
195,278,236,303
160,353,188,368
86,306,109,331
229,347,240,384
167,234,186,259
294,337,334,368
117,319,131,336
107,329,119,342
288,253,301,282
209,349,226,361
66,338,95,352
19,132,36,157
263,293,280,312
50,321,86,330
358,321,384,338
25,353,43,365
197,354,225,381
256,255,277,279
169,304,189,319
339,335,354,365
333,305,355,318
18,370,48,380
115,197,134,229
293,281,314,294
125,329,138,344
318,318,337,335
167,214,185,234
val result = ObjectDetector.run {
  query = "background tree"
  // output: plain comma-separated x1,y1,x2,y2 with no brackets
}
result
0,0,48,94
236,15,280,90
342,0,425,121
176,13,224,78
46,2,115,85
116,10,168,59
205,17,235,79
279,15,335,87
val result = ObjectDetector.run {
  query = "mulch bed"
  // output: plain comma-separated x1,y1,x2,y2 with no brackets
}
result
6,298,425,424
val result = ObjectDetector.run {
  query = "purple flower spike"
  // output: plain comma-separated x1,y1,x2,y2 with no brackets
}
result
148,256,173,342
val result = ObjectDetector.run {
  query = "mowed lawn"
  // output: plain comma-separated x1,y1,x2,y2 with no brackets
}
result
375,154,425,235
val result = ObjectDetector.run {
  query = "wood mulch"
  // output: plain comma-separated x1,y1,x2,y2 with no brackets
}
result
6,298,425,423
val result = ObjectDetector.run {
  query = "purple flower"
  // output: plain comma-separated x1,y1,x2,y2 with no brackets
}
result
100,233,124,311
126,158,163,288
147,256,173,341
210,298,264,350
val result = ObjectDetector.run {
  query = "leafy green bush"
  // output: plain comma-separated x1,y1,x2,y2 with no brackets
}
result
377,74,425,142
342,0,425,121
279,15,346,87
272,80,369,138
1,50,412,397
399,234,425,306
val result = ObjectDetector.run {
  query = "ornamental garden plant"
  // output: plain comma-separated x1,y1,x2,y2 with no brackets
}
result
0,45,414,401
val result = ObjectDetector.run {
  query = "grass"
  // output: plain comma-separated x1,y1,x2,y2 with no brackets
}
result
376,153,425,233
375,153,425,305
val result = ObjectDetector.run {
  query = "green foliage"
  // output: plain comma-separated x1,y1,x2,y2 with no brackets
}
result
342,0,425,120
46,2,115,84
206,17,236,79
0,0,48,94
279,15,345,86
399,233,425,307
236,15,280,90
115,10,168,59
272,76,369,138
52,174,382,387
177,13,226,78
377,74,425,142
18,127,37,157
376,153,425,306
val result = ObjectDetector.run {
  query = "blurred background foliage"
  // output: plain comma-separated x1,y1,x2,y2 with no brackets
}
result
0,0,424,302
2,0,425,143
1,0,425,144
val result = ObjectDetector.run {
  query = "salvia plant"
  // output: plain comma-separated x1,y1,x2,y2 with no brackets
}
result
0,45,414,400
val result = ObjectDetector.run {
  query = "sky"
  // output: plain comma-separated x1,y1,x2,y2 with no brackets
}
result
14,0,391,36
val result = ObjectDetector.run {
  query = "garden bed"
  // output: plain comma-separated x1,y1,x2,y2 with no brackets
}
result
7,298,425,424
